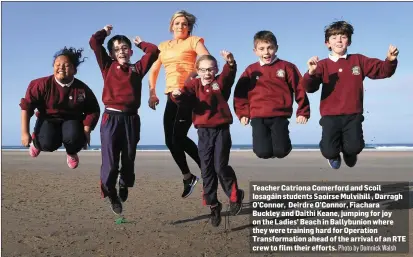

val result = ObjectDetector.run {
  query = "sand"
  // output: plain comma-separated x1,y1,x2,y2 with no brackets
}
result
1,151,412,257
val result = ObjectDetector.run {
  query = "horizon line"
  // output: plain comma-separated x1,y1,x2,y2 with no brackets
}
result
2,142,413,147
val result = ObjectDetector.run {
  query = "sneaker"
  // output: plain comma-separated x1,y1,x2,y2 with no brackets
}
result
343,154,358,168
181,175,199,198
67,154,79,169
229,189,245,216
109,195,123,215
119,183,128,202
29,143,40,158
210,202,222,227
328,155,341,169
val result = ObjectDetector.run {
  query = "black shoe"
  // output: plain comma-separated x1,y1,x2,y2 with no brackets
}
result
119,184,128,202
109,195,123,215
210,202,222,227
343,154,358,167
229,189,245,216
182,175,199,198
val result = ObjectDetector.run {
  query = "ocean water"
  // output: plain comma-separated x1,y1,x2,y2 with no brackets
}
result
2,144,413,152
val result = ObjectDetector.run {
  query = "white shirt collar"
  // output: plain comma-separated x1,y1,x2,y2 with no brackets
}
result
328,53,348,62
55,76,74,87
259,56,278,66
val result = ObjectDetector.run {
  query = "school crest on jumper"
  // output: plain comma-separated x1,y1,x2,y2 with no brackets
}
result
351,66,361,75
130,65,137,73
276,69,285,78
77,92,86,102
211,82,220,91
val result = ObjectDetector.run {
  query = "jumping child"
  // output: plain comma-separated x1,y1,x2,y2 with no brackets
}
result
89,25,160,214
20,47,100,169
171,51,244,227
301,20,399,169
233,30,310,159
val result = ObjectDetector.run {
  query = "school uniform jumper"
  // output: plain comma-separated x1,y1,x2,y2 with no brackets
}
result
172,62,240,206
233,58,310,159
301,54,398,159
20,76,100,153
89,29,160,197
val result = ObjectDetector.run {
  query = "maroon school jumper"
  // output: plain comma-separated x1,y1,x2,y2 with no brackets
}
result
19,75,100,128
19,75,101,152
173,62,236,128
233,58,310,120
302,54,398,160
173,62,241,206
302,54,398,116
89,29,160,197
89,29,160,112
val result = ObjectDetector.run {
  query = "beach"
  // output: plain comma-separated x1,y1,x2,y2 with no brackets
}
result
1,150,412,257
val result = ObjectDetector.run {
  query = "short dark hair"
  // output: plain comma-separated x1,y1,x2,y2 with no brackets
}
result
107,35,132,53
324,20,354,47
254,30,277,47
53,47,86,70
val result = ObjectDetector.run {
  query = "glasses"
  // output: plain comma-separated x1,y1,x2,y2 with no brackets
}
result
113,46,129,53
198,67,217,73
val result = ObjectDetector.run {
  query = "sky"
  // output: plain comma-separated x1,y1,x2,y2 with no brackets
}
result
2,1,413,146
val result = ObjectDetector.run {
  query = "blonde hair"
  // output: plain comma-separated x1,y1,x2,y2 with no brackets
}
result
169,10,197,35
195,55,217,69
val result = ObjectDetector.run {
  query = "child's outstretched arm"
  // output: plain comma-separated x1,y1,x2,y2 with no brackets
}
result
133,36,160,78
217,50,237,101
89,25,113,73
361,44,399,79
288,64,310,124
233,70,251,125
302,56,322,93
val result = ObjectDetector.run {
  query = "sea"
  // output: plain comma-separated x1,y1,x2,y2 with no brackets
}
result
2,144,413,152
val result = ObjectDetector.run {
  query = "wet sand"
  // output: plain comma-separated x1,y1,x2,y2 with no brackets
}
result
1,151,412,257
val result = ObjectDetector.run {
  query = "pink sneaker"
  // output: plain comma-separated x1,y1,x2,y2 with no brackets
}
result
67,154,79,169
29,144,40,157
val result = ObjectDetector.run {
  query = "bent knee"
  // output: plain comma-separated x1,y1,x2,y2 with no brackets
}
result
320,147,340,160
38,139,61,152
254,149,275,159
64,130,83,140
166,137,185,151
342,144,364,156
273,148,291,159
